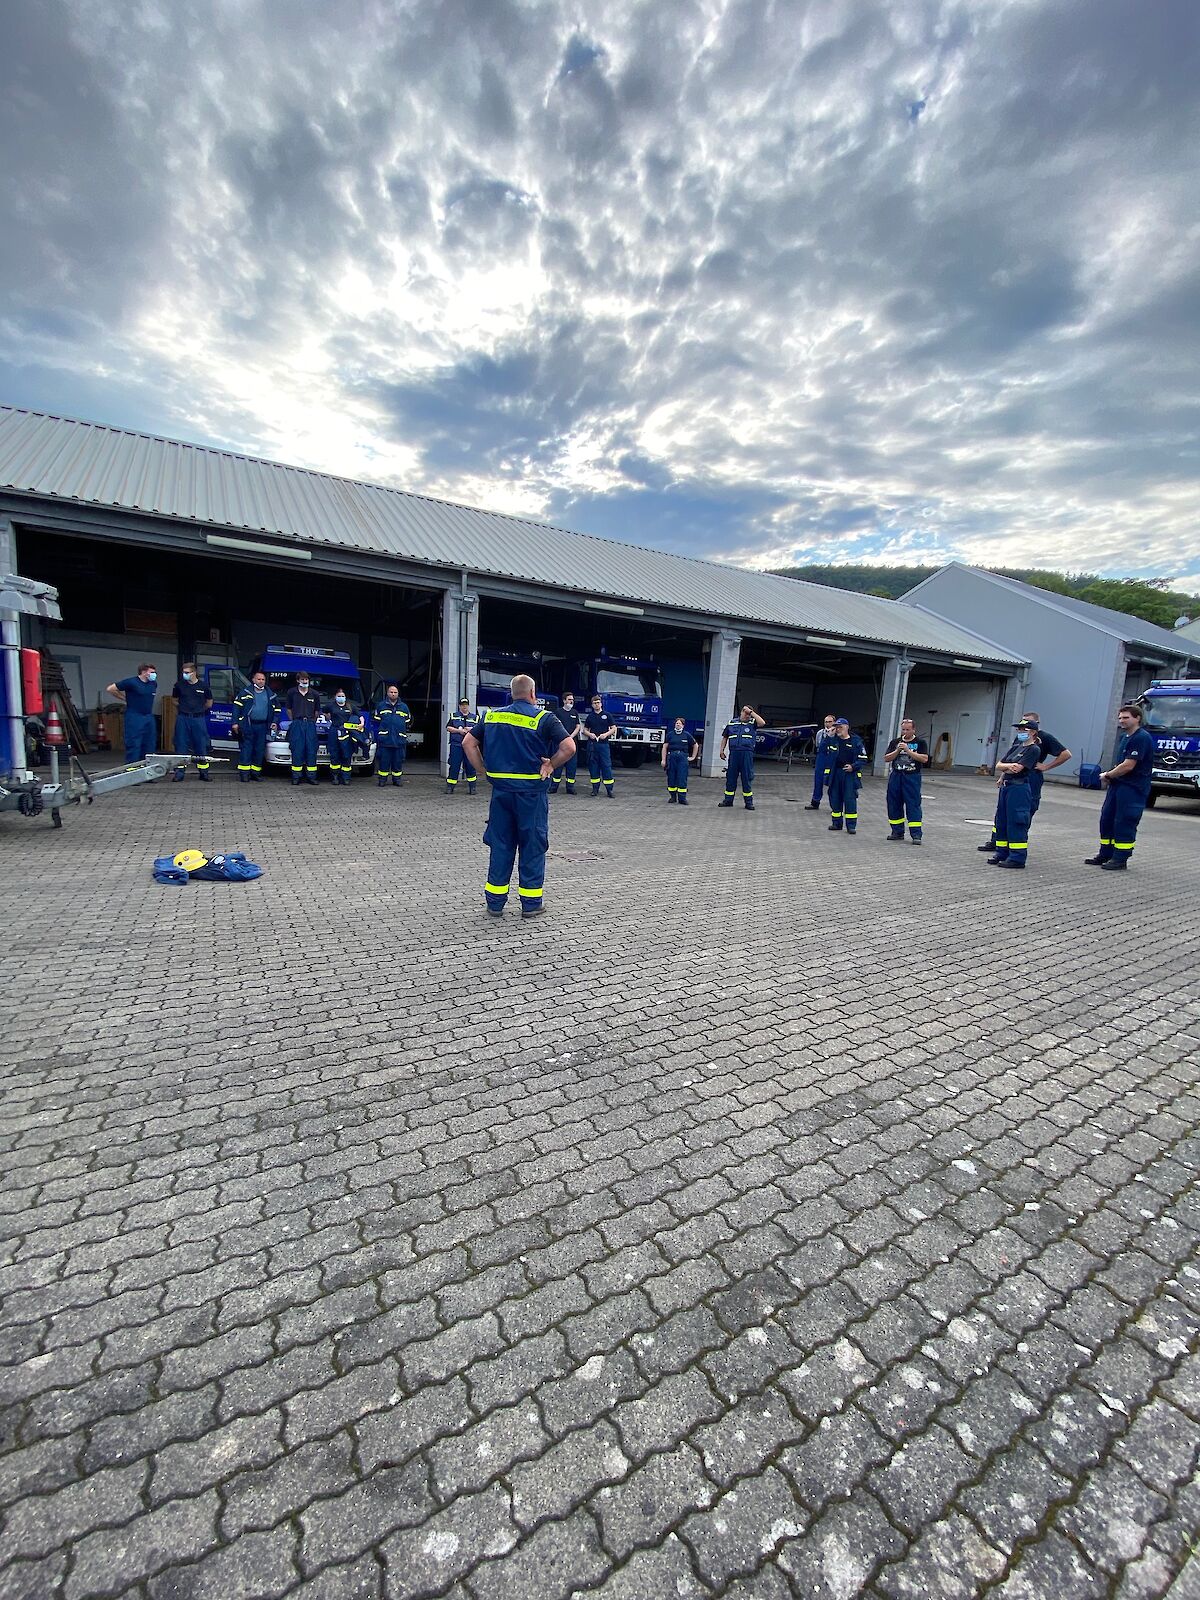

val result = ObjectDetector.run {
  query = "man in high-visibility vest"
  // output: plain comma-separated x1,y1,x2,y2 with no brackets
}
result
461,675,573,919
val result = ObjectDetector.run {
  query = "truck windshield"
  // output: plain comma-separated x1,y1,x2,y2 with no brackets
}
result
1143,695,1200,732
597,668,662,697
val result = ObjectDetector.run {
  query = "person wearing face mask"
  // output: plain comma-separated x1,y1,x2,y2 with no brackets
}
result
806,714,839,810
106,663,160,764
550,693,580,795
231,670,282,783
985,718,1042,868
329,690,365,784
375,684,409,788
170,662,212,781
284,673,322,786
661,717,698,804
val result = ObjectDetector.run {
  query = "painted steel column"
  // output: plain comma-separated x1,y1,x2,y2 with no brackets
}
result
872,655,911,775
440,584,479,768
1,518,27,781
701,629,742,778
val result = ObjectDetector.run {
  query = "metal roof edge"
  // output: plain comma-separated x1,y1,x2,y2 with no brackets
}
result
903,600,1030,666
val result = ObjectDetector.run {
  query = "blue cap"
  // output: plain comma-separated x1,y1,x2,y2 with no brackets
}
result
835,716,849,726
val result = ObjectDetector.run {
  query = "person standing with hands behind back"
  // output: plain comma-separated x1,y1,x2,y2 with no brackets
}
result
986,718,1042,868
662,717,698,804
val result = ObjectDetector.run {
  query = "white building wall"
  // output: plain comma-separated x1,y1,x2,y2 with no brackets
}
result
904,678,1004,769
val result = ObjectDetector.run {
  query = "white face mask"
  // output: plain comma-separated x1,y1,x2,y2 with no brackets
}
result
298,681,309,692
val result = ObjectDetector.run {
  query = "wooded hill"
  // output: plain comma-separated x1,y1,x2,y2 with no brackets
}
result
771,565,1200,631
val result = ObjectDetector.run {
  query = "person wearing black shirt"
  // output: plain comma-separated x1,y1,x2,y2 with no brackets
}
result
284,675,322,786
583,695,617,797
883,717,929,843
550,693,581,795
171,662,212,782
977,710,1071,850
1085,704,1156,871
661,717,698,804
987,719,1042,868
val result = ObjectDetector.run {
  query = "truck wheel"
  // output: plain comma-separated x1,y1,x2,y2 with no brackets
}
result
618,748,643,769
1145,791,1158,808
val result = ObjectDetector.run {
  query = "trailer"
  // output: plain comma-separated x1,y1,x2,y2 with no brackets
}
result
1,750,198,829
2,561,197,827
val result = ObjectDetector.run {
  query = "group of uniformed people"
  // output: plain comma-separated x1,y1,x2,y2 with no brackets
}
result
106,659,1159,916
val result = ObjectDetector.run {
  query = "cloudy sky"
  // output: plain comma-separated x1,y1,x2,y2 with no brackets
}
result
2,0,1198,583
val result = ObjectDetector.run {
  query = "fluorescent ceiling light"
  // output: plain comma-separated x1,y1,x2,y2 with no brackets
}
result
952,658,982,669
805,634,846,648
205,534,312,561
584,598,644,617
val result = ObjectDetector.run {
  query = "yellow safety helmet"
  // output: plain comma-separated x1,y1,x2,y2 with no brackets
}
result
173,849,209,872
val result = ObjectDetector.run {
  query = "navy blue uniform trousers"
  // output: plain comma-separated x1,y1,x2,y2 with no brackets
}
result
173,713,209,770
992,783,1032,862
725,750,754,804
589,742,614,790
484,788,549,909
828,768,860,830
886,771,923,836
125,710,157,763
1096,785,1147,859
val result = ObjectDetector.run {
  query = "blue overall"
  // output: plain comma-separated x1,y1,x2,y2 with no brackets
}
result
285,687,321,781
885,737,927,838
722,721,757,807
990,740,1040,864
1095,728,1154,862
172,679,209,775
827,734,867,831
375,702,410,780
116,675,158,763
446,711,478,790
665,728,694,802
550,708,580,793
811,730,836,806
232,686,280,779
473,702,568,913
584,710,616,793
329,706,362,783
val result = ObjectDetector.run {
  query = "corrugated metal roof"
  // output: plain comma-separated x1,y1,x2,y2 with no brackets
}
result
908,564,1195,660
0,405,1024,664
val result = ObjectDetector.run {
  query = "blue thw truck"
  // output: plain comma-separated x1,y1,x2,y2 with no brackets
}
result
1140,679,1200,806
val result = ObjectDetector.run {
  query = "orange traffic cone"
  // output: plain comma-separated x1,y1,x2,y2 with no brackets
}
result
45,701,66,746
95,709,110,749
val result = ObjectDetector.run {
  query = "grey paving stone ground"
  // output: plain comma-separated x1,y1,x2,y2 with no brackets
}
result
1,761,1198,1599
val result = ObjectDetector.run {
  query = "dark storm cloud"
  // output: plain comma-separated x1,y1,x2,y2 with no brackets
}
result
0,0,1197,579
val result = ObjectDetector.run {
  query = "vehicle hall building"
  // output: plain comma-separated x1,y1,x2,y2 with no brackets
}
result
0,404,1028,775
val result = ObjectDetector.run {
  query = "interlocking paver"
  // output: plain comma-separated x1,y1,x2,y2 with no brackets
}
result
1,769,1197,1598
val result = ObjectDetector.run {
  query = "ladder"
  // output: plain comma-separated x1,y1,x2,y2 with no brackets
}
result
39,650,91,750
